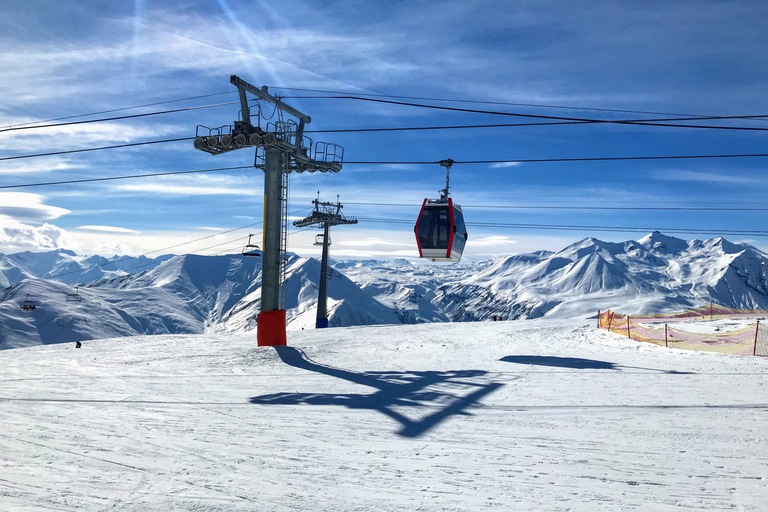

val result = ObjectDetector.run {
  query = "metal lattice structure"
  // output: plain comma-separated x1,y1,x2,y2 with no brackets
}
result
294,195,358,328
193,75,344,346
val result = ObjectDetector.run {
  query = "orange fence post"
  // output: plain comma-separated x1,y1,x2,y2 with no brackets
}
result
710,302,713,320
627,316,631,339
608,312,614,331
665,324,668,348
598,310,601,329
754,321,760,356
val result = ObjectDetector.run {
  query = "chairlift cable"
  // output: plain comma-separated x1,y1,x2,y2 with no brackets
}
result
0,165,252,190
0,101,240,133
344,201,768,212
357,216,768,237
331,96,768,132
2,91,235,131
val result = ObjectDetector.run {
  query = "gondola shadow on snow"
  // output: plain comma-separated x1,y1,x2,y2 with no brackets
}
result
500,355,694,374
248,346,503,438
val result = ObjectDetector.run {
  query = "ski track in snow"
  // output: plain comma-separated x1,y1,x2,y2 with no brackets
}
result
1,319,767,511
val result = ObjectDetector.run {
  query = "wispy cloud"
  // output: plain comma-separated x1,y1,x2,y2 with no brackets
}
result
0,121,182,153
0,157,82,175
652,170,765,185
77,225,141,234
489,162,522,169
0,192,69,221
114,183,259,196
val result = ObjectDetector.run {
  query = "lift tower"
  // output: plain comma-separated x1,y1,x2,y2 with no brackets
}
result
293,194,357,328
194,75,344,346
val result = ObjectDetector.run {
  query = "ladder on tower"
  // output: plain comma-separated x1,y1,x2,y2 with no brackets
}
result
279,170,289,309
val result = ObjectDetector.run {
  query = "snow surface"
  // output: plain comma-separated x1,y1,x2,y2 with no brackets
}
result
6,231,768,350
2,319,767,511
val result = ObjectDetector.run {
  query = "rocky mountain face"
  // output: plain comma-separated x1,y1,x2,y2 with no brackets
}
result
2,232,768,349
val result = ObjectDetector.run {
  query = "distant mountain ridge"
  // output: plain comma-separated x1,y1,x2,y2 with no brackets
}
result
0,249,172,285
2,232,768,349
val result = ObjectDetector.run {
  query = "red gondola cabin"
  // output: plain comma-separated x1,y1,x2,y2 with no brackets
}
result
415,198,467,262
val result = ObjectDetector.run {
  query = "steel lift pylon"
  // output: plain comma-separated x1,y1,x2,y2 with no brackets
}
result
194,75,344,346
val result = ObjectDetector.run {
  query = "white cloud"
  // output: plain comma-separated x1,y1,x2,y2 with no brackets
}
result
652,170,765,186
469,236,518,247
0,192,69,221
115,183,259,196
77,225,141,234
337,237,412,248
489,162,522,169
0,157,82,175
91,240,134,257
0,121,182,153
0,217,80,253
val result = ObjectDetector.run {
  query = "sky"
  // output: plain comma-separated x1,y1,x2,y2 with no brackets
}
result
2,0,768,261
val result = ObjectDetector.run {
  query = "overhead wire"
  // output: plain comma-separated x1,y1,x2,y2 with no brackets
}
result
0,136,195,162
356,216,768,238
269,86,768,120
4,87,768,137
0,101,240,133
344,201,768,212
10,83,767,134
43,207,312,280
0,165,252,190
326,96,768,132
6,152,768,191
2,91,235,131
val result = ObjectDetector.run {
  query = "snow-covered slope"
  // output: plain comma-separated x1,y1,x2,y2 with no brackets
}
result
222,256,401,332
426,232,768,321
2,249,171,284
5,232,768,349
1,320,766,510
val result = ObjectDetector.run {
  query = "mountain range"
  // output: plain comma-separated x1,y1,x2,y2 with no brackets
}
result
2,231,768,349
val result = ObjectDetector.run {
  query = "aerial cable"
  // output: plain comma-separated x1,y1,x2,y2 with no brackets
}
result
0,101,240,134
5,96,768,137
343,153,768,165
357,217,768,237
9,83,761,133
0,165,252,190
6,153,768,191
327,96,768,132
0,136,195,162
41,207,311,280
270,85,768,120
2,91,235,131
344,201,768,212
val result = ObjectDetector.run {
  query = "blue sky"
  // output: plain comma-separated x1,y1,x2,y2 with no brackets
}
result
2,0,768,260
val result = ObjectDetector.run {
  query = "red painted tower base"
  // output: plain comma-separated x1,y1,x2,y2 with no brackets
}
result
257,310,287,346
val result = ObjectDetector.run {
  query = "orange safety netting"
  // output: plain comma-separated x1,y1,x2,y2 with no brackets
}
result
597,308,768,357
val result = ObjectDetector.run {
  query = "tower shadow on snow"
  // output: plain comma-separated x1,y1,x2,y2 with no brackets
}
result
500,355,694,374
248,346,503,438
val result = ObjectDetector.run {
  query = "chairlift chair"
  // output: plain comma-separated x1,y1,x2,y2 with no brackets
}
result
20,294,36,312
66,287,82,302
242,234,262,257
414,160,468,262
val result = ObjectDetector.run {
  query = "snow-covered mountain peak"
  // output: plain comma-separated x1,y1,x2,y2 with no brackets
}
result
555,236,629,261
638,231,689,254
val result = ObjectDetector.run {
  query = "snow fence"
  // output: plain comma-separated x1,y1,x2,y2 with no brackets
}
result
598,306,768,356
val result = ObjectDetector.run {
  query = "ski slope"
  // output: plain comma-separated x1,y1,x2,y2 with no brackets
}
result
1,319,767,511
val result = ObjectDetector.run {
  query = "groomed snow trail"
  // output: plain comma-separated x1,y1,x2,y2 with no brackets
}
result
1,319,767,511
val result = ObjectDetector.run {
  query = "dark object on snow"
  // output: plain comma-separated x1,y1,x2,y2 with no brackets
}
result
20,294,36,311
75,341,82,348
